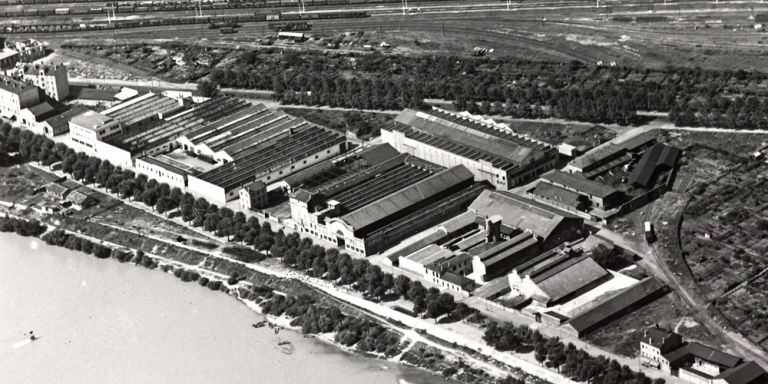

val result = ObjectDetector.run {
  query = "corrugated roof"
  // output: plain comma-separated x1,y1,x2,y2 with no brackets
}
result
541,170,618,198
340,165,473,231
395,109,537,165
533,256,609,303
468,190,565,239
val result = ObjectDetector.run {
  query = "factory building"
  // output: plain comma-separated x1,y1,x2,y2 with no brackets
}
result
176,104,313,165
466,190,585,283
188,121,347,204
382,107,558,190
507,253,611,307
536,170,624,211
290,145,486,256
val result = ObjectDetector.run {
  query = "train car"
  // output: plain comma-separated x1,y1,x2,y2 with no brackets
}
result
54,8,71,15
220,27,237,34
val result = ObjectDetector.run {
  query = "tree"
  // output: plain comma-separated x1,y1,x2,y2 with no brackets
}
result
141,188,159,208
197,79,219,97
393,275,411,297
156,196,174,216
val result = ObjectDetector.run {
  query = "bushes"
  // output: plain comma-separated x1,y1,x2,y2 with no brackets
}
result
0,217,46,237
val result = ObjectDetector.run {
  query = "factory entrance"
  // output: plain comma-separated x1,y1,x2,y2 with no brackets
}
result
335,231,345,248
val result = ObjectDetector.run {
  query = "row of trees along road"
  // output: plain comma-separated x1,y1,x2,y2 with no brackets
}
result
200,48,768,128
0,122,663,384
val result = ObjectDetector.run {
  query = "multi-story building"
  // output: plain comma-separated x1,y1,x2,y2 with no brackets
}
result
639,326,684,372
382,108,558,190
21,64,70,101
70,110,122,144
0,75,40,119
640,328,768,384
0,48,19,72
11,39,46,62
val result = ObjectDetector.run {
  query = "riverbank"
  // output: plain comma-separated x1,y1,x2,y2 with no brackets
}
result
0,232,459,384
0,217,508,384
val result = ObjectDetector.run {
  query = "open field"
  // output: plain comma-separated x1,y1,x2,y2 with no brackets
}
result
8,1,768,72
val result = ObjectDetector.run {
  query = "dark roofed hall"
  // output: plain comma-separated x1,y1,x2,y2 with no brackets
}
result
541,170,619,198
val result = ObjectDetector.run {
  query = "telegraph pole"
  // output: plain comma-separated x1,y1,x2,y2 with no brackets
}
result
402,0,407,15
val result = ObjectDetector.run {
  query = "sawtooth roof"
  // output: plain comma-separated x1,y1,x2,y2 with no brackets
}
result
339,165,473,231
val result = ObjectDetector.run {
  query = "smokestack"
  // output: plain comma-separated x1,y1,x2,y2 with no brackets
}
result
485,216,493,243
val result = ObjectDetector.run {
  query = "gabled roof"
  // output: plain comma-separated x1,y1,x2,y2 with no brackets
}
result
643,327,678,348
25,102,57,121
566,277,664,333
664,342,742,369
541,170,619,198
532,256,610,303
717,362,768,384
468,190,566,239
339,165,473,231
45,182,71,196
67,189,96,205
0,75,34,95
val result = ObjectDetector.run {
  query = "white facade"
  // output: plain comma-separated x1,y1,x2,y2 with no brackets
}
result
134,158,188,190
22,64,70,101
0,77,39,119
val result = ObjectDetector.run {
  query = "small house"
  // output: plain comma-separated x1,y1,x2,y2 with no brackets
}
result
66,189,98,210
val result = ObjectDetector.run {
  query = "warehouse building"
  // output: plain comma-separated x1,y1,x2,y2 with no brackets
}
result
561,277,666,337
21,64,69,101
466,190,585,283
188,122,347,204
290,146,486,256
116,95,248,158
628,143,681,189
536,170,624,210
0,75,40,119
101,91,184,132
134,154,202,190
507,254,611,307
382,108,558,190
566,133,656,175
177,104,313,164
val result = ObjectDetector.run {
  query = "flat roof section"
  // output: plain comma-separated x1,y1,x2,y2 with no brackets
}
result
469,190,566,240
71,110,115,131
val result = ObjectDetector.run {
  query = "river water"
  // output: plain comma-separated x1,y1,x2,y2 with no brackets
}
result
0,233,450,384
